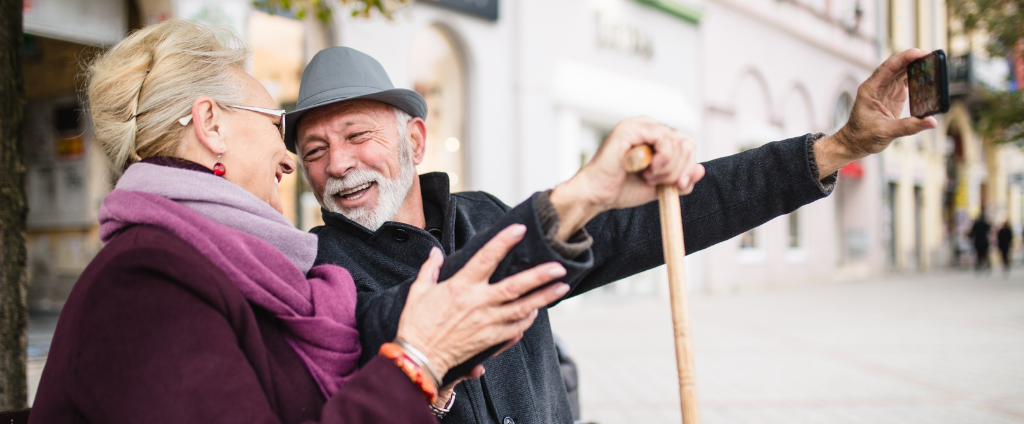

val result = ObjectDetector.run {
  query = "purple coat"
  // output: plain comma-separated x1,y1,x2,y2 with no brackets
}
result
30,224,439,424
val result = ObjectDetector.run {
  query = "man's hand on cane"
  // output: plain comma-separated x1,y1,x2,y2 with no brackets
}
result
814,48,940,177
548,117,706,241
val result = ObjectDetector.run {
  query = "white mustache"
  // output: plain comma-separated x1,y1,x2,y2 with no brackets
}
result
323,169,383,198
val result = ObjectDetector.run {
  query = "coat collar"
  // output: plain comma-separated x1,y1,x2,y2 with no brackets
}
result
320,172,458,252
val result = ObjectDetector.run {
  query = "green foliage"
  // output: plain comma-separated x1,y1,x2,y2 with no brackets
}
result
947,0,1023,145
948,0,1024,57
977,90,1024,146
252,0,410,21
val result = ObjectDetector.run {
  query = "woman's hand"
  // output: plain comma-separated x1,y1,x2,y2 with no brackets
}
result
396,224,571,379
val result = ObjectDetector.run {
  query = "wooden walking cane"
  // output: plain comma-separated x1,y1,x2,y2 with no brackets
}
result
624,144,700,424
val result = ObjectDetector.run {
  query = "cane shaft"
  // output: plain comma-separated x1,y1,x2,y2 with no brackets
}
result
623,144,700,423
658,184,700,424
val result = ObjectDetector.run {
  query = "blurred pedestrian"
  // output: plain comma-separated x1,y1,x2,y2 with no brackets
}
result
998,221,1014,275
970,213,992,273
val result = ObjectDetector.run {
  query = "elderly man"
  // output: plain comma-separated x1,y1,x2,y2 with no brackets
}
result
286,47,936,424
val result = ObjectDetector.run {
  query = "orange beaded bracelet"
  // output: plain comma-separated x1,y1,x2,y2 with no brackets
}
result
380,342,439,404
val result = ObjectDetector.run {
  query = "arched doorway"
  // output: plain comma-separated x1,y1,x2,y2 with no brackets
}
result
410,24,468,192
944,125,969,266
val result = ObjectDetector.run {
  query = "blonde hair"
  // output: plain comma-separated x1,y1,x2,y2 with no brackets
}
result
85,19,250,176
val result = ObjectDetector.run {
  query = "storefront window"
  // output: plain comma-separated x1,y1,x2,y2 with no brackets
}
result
788,211,801,248
739,230,758,249
833,92,853,131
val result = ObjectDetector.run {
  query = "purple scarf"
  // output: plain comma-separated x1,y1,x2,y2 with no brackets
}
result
98,162,361,397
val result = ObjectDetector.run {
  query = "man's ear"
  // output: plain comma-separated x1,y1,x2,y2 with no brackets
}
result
407,117,428,165
191,96,227,156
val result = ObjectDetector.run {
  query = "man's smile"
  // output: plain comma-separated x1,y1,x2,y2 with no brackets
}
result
334,182,377,207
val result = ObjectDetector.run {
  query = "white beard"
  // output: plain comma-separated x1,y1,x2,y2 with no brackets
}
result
320,140,415,231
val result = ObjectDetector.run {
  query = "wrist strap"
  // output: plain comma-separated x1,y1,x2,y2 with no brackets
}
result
394,337,443,390
430,391,456,419
380,342,438,404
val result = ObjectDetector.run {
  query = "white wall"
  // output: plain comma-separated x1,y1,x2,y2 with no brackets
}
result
699,0,885,290
333,0,701,207
335,2,519,203
331,0,704,290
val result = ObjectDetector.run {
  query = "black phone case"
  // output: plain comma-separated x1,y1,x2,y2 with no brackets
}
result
910,49,951,118
443,344,504,386
432,228,539,387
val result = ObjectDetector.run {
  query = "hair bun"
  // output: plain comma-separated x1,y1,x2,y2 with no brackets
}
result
84,20,249,176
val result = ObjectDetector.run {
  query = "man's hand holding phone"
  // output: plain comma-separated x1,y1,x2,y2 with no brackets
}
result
813,49,942,177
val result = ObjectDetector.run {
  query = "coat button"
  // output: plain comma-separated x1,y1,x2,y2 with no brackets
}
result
516,257,532,270
392,229,409,242
503,417,515,424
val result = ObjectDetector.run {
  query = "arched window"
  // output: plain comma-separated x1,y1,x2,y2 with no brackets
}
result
411,25,468,192
833,92,853,131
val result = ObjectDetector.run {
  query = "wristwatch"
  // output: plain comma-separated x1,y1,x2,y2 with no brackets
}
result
430,391,456,419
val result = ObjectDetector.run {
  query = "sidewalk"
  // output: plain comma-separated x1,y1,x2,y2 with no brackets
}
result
549,270,1024,424
26,270,1023,422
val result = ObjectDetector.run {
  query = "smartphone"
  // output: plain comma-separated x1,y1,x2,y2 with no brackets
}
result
907,49,950,118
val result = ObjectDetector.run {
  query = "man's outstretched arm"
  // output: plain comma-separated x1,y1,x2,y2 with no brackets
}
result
546,48,939,296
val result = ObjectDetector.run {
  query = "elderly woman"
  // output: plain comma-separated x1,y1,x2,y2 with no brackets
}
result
30,20,570,424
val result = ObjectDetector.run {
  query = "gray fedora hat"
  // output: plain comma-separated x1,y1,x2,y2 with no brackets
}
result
284,46,427,153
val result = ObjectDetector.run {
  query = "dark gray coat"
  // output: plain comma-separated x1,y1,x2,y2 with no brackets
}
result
312,134,835,424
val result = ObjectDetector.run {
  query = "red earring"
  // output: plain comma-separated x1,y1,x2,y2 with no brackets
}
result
213,153,226,177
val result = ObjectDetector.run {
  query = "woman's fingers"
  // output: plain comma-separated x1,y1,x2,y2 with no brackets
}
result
455,224,527,283
494,283,570,323
491,309,542,345
491,262,566,302
410,247,443,295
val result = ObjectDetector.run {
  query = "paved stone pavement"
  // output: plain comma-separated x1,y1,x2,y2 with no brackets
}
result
26,269,1023,422
549,270,1024,424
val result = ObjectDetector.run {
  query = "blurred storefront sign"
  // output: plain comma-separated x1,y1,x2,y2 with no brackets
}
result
596,13,653,59
56,136,85,160
417,0,498,21
552,60,698,136
633,0,702,24
23,0,126,46
839,160,864,179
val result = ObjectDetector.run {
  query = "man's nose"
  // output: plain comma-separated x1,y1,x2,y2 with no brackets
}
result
326,145,356,177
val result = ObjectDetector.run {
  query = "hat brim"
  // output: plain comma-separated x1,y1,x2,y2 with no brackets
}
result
284,87,427,154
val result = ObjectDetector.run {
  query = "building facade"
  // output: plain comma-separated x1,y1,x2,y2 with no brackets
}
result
881,0,1024,272
325,0,705,292
21,0,705,308
698,0,887,291
22,0,1021,312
